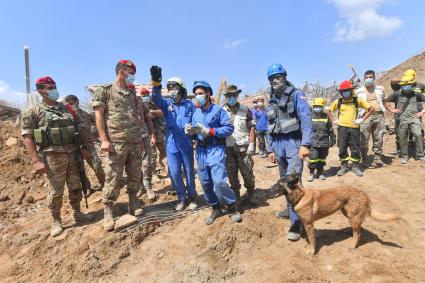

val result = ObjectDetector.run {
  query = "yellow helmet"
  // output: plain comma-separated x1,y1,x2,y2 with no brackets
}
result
399,69,416,85
312,97,326,107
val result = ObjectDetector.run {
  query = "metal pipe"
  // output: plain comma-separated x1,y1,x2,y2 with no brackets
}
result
24,46,30,106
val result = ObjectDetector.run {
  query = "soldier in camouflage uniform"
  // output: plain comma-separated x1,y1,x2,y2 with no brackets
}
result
92,59,144,231
21,76,93,237
128,85,157,201
149,102,167,175
222,85,256,209
64,95,105,193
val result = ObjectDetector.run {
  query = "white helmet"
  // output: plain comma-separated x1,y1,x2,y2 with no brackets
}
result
167,77,185,89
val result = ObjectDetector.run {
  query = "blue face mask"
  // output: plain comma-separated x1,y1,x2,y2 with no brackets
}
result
47,89,59,101
401,85,413,92
313,107,323,113
142,96,151,103
227,97,238,106
341,90,352,98
364,78,374,86
126,74,135,85
196,94,207,107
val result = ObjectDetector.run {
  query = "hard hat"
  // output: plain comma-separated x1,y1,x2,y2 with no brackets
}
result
338,80,354,91
267,63,287,78
167,77,186,89
312,98,326,107
193,80,213,95
399,69,416,85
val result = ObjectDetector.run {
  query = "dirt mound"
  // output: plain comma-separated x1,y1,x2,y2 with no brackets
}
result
377,50,425,89
0,122,47,222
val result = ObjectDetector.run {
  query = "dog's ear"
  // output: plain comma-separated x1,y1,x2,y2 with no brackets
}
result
286,172,300,190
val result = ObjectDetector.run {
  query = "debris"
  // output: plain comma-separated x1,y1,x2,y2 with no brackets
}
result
114,214,138,231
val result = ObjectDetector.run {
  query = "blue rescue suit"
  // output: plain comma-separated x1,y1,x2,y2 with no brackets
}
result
192,103,236,205
267,84,313,224
152,86,197,201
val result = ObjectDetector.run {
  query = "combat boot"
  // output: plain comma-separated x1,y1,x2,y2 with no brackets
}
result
128,193,143,216
205,204,222,225
371,153,384,167
275,208,290,219
103,202,115,231
245,188,256,204
228,203,242,223
72,203,94,223
352,163,364,177
337,163,349,176
50,211,64,237
146,187,157,201
361,151,369,169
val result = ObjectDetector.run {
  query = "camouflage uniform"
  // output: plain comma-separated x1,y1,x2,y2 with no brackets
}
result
223,103,256,205
76,107,105,187
92,83,144,203
139,100,155,191
149,102,167,174
20,103,82,213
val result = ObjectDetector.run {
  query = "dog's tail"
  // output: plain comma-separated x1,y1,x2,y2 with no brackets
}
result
369,208,400,222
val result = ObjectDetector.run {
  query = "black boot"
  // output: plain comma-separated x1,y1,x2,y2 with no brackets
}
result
205,204,222,225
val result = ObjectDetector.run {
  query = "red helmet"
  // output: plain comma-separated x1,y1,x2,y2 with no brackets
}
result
338,80,354,91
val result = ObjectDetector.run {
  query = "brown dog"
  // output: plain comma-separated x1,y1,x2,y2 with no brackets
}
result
278,174,400,255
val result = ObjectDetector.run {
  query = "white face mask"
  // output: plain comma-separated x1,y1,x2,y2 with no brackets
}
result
257,102,264,107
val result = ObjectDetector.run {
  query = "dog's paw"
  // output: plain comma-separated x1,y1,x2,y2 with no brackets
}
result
305,248,316,255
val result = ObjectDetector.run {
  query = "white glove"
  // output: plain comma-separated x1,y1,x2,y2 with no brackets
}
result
333,119,340,124
194,123,210,137
247,143,255,155
353,118,364,125
184,123,194,135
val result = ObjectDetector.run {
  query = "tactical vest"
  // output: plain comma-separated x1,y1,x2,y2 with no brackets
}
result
266,86,300,135
224,104,250,147
33,103,76,148
100,84,143,143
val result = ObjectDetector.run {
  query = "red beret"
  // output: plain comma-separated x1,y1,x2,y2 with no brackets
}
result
127,83,136,91
35,76,56,85
118,59,136,73
140,87,150,95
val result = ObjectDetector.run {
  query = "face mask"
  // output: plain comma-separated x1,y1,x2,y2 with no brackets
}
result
142,96,151,103
169,90,179,102
126,74,135,85
341,90,352,98
47,89,59,101
271,78,285,94
257,102,264,107
401,85,413,92
313,107,323,113
364,78,374,86
196,94,207,107
227,97,238,106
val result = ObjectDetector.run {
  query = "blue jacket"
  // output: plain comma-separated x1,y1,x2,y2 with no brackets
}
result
192,103,234,142
152,86,195,149
268,88,312,147
254,109,268,131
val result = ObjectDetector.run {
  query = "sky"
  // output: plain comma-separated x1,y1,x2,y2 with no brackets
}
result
0,0,424,108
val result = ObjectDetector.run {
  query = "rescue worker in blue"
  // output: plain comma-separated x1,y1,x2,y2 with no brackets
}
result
266,64,313,241
185,80,242,225
150,66,198,211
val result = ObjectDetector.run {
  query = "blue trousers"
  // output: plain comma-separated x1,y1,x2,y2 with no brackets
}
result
196,145,236,206
167,140,197,201
271,135,303,225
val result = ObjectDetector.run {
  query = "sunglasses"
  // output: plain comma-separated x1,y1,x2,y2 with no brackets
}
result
268,74,285,82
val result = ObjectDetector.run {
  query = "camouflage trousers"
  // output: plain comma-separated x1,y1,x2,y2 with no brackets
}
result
102,142,142,203
360,113,385,155
152,130,166,173
43,151,82,212
141,136,154,189
85,142,105,186
225,145,255,197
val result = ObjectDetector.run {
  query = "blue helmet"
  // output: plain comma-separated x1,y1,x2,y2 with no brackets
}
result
193,80,213,95
267,64,287,78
